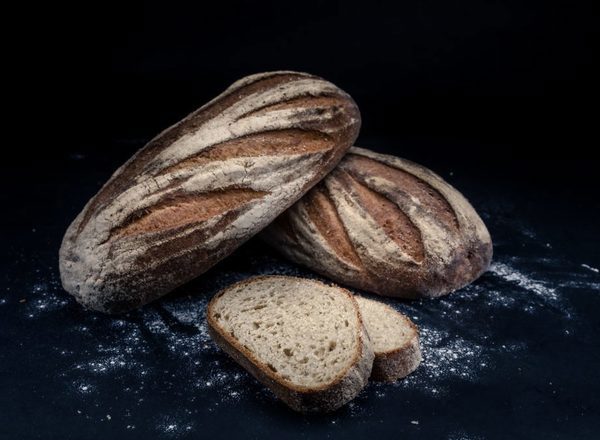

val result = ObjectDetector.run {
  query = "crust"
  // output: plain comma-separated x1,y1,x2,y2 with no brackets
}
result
371,334,421,382
59,72,361,313
263,147,493,299
206,276,374,413
366,301,422,382
344,147,493,298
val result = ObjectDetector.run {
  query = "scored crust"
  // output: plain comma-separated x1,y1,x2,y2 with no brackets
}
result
59,72,361,313
206,276,374,413
264,147,493,299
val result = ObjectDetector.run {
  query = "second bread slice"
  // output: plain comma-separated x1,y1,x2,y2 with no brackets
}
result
207,276,374,413
355,296,422,381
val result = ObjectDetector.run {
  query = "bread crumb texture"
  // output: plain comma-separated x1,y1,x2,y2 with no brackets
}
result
210,277,359,387
355,296,415,353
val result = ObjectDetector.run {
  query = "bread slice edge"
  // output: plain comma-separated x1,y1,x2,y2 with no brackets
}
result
356,296,422,382
206,275,374,413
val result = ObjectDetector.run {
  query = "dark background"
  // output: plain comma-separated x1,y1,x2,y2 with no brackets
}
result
2,1,599,439
19,0,598,178
14,0,598,268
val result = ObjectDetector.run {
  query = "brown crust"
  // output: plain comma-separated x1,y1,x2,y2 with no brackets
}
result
156,128,334,176
371,336,421,382
334,168,426,263
111,188,268,238
206,275,374,413
264,147,493,299
59,72,361,313
76,73,316,235
301,186,362,269
341,154,460,231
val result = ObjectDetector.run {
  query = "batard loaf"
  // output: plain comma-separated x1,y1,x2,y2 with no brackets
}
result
263,147,492,298
59,72,361,313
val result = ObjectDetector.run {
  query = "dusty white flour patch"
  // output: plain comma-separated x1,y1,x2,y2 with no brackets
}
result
391,326,486,396
57,288,252,435
559,279,600,290
581,263,599,274
156,414,194,437
74,381,95,394
481,286,518,308
488,262,558,301
419,327,485,380
20,279,69,318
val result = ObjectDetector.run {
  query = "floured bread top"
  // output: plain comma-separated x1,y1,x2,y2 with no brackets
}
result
355,296,416,353
59,71,361,313
263,146,492,298
209,277,360,388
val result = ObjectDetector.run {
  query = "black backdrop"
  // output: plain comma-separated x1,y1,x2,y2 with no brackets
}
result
25,0,597,180
2,2,599,439
13,0,596,261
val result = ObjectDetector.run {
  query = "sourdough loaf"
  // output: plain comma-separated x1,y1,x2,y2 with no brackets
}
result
207,276,374,413
263,147,492,298
355,296,421,381
59,72,361,313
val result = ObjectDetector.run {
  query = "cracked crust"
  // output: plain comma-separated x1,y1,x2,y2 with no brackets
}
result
59,72,361,313
264,147,492,298
206,276,374,413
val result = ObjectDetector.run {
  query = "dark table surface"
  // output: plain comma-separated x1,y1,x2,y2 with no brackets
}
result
1,140,599,440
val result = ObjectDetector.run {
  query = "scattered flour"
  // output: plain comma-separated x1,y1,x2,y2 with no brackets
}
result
8,236,593,434
18,279,70,318
581,263,599,274
75,381,94,394
559,280,600,290
488,262,558,302
390,326,486,396
156,416,194,437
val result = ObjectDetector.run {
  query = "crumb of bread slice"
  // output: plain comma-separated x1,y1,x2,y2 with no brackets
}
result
355,296,421,381
207,276,374,413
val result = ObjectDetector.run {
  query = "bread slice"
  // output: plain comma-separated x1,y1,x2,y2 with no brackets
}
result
206,276,374,413
354,296,421,382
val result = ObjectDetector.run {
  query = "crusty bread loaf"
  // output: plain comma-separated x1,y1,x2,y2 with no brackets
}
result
263,147,492,298
59,72,361,313
206,276,374,413
354,296,421,381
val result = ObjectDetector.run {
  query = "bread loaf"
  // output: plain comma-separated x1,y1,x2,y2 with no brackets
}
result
59,72,361,313
263,147,492,298
355,296,421,381
206,276,374,413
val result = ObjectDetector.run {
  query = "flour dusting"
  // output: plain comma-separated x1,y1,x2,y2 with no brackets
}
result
372,320,490,398
6,217,593,436
581,263,599,274
488,262,558,301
